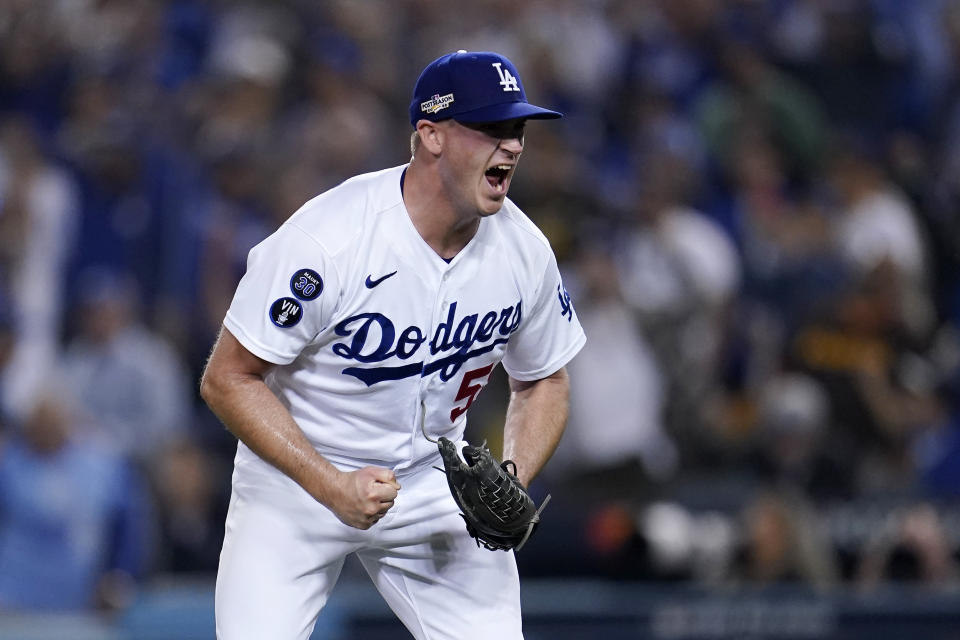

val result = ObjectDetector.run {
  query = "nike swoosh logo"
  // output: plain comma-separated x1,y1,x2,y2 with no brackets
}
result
365,270,398,288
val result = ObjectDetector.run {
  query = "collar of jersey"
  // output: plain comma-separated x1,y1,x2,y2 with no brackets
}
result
394,164,493,275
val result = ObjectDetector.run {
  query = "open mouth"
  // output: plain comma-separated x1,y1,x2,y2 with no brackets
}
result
484,164,511,192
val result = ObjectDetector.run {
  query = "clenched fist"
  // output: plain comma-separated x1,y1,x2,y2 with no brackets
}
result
328,466,401,529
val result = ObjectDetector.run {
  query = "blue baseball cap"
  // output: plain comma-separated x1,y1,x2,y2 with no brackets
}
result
410,50,563,127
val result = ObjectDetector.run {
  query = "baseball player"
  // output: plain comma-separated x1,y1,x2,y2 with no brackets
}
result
200,50,586,639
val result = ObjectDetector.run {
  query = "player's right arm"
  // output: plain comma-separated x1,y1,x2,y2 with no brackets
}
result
200,327,399,529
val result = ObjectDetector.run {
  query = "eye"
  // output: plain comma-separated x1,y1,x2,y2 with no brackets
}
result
507,124,526,142
478,124,505,137
462,120,526,141
492,123,525,140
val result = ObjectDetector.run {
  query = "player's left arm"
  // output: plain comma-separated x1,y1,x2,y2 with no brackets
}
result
501,366,570,487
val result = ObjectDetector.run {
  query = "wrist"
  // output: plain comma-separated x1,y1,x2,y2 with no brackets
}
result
299,456,345,507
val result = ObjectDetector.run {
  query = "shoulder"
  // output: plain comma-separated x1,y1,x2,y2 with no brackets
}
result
281,165,407,257
481,199,561,300
490,198,553,257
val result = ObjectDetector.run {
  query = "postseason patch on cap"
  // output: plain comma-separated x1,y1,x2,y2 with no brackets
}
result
269,297,303,328
290,268,323,301
421,93,454,115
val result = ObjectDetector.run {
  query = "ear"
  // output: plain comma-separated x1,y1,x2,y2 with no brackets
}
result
415,120,445,156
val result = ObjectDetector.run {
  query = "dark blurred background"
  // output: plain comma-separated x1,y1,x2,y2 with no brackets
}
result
1,0,959,638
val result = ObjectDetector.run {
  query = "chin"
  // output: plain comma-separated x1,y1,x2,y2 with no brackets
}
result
478,202,504,216
478,193,508,215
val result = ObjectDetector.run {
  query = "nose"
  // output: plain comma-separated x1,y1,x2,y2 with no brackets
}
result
499,135,523,155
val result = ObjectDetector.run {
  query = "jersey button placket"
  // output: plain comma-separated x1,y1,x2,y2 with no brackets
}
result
417,272,449,443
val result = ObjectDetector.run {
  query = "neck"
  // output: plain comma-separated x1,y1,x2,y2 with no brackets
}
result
403,158,481,260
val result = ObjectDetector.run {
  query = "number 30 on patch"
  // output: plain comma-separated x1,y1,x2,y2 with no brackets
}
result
290,268,323,301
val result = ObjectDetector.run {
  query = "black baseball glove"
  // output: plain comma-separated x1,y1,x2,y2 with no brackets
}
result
437,437,550,551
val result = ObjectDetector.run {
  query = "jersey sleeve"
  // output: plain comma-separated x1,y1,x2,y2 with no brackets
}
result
223,222,341,364
501,253,585,381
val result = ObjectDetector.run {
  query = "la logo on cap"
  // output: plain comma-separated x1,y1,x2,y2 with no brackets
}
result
492,62,520,92
409,50,563,126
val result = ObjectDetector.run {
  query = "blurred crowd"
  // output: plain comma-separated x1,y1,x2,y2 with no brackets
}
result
0,0,959,614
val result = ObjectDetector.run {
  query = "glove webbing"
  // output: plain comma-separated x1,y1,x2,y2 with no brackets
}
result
473,459,552,552
479,461,533,524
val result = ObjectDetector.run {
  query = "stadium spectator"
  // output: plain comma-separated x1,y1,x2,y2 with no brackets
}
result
857,502,960,589
828,141,935,339
727,490,838,590
615,148,742,462
61,268,191,464
547,242,676,500
149,437,228,574
0,116,79,419
0,390,154,611
749,371,856,503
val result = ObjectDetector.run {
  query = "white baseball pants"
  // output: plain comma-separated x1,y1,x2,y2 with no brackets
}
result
214,459,524,639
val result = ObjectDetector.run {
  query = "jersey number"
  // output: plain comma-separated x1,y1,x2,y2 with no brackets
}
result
450,363,495,422
294,276,317,297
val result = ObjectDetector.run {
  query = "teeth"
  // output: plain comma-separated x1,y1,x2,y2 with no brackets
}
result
495,165,511,171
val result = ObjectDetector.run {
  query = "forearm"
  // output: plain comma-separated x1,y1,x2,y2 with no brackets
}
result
200,328,400,529
201,369,342,506
501,368,570,486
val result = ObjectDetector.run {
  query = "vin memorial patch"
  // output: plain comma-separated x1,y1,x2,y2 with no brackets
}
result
269,297,303,328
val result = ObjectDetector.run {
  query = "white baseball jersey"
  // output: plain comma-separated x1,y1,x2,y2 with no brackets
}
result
223,164,585,477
